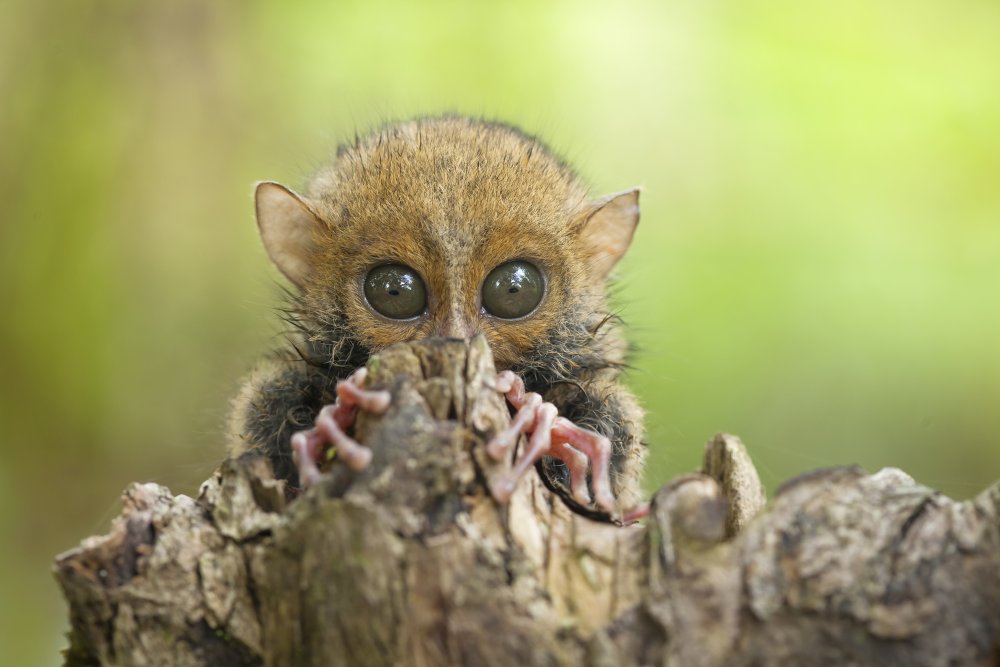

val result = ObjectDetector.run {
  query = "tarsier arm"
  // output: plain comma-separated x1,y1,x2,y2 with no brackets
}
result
541,371,647,514
229,354,646,517
226,354,332,487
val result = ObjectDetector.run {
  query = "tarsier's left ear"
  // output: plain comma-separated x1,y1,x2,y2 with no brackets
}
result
577,188,641,280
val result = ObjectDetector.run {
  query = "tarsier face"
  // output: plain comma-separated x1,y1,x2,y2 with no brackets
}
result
254,117,639,370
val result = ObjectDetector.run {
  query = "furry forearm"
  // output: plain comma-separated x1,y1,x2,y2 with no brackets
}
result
227,353,335,486
542,372,646,510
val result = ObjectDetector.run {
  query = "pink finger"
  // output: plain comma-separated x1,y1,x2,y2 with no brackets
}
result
336,379,391,414
493,370,516,394
496,371,528,408
320,402,358,433
621,503,650,524
487,391,542,460
552,417,615,511
492,402,558,502
549,440,593,506
291,428,326,488
315,410,373,471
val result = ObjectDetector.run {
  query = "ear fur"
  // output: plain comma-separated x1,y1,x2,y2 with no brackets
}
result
254,181,323,287
578,188,641,280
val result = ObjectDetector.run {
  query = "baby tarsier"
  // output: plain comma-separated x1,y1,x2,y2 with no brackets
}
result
227,115,647,520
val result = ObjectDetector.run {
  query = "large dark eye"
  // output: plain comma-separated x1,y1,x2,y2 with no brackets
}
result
363,264,427,319
482,260,545,319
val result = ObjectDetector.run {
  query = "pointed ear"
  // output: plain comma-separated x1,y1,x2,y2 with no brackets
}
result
577,188,641,280
254,181,323,287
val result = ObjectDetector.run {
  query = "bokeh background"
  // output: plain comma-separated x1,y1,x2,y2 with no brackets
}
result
2,0,998,662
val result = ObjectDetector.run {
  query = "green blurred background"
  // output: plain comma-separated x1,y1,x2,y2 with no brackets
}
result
2,0,998,662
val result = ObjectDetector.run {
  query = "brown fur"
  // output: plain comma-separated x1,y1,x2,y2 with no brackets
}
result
228,115,647,511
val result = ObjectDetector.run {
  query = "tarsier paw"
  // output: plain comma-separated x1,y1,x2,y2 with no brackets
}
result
487,370,622,514
290,367,391,489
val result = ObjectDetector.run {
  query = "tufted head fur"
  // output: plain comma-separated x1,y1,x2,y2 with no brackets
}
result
256,115,640,379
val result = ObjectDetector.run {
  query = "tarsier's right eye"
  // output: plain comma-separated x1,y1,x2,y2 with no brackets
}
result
363,264,427,320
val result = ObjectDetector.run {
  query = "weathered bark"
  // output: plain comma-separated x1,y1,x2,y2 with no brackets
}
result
55,337,1000,667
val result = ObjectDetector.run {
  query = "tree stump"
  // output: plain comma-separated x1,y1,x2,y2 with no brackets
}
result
54,337,1000,666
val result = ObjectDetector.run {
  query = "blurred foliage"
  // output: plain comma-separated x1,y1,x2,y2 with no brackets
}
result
1,0,998,663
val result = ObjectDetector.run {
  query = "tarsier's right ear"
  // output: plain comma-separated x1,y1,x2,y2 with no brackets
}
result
576,188,641,281
254,181,323,287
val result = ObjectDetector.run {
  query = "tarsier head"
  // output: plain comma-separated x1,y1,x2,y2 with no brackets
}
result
255,116,640,371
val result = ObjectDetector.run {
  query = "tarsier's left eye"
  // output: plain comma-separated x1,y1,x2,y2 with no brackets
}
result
482,260,545,319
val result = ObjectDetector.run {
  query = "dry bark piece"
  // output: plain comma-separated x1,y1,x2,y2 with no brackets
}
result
55,337,1000,667
701,432,766,538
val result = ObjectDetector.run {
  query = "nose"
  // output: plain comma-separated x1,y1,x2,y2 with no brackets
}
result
432,308,476,339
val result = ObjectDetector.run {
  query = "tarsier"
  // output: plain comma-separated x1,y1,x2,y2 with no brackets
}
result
227,116,647,519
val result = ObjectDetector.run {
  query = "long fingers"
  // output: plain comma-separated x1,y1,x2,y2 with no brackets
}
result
487,391,542,460
552,417,615,511
489,372,618,512
290,367,388,489
291,428,326,488
491,402,557,502
336,369,392,414
315,405,372,471
548,440,593,507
